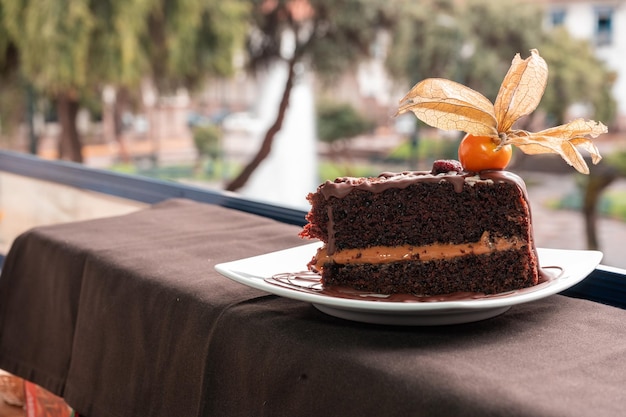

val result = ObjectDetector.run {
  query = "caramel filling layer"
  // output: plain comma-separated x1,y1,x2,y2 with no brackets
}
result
313,232,524,270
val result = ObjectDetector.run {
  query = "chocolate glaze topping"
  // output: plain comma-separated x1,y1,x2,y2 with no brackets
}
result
319,169,530,199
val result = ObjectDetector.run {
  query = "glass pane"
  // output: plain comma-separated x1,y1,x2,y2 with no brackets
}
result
0,172,146,254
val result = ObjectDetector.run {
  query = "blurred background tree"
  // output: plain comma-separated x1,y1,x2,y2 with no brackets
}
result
192,123,222,175
0,0,247,162
317,100,374,173
539,27,617,126
0,0,619,175
0,2,24,147
0,0,617,167
224,0,400,191
386,0,616,131
317,102,374,145
386,0,546,100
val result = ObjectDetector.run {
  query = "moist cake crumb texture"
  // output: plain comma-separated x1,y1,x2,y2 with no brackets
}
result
300,165,540,296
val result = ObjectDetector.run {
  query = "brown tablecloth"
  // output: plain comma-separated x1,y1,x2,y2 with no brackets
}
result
1,198,626,417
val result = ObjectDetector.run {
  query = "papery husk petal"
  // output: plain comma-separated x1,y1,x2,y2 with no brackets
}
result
505,118,606,173
395,49,607,175
533,118,607,139
506,133,601,174
396,78,498,136
570,137,602,164
559,140,589,174
494,49,548,133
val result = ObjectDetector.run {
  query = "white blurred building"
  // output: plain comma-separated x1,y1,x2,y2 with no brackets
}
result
538,0,626,130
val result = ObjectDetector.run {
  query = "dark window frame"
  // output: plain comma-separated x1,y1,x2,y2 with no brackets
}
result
595,6,614,46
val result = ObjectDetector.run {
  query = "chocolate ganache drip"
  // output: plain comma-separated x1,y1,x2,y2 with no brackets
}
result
320,169,530,198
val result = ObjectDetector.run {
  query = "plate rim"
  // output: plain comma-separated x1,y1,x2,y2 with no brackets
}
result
214,243,603,314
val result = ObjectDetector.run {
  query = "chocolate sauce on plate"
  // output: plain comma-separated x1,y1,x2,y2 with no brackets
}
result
267,267,562,303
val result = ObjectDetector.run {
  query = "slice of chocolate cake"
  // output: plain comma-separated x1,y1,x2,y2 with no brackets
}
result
299,160,540,296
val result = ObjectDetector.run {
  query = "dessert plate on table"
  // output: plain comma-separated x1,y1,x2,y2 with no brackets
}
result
215,242,603,326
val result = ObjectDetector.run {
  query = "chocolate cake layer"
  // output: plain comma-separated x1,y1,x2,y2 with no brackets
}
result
301,171,533,251
322,250,538,295
300,168,540,295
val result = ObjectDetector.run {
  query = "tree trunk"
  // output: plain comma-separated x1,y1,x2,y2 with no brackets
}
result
56,93,83,163
113,88,131,163
225,55,298,192
582,168,617,250
26,83,39,155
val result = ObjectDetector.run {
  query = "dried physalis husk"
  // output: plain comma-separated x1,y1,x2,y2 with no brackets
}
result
396,49,606,174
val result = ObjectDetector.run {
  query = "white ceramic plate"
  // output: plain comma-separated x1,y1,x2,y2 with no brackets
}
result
215,242,603,326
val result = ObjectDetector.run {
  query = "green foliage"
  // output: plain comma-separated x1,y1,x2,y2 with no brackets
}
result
318,161,381,182
600,191,626,222
317,101,374,144
245,0,398,81
89,0,154,86
386,0,545,99
307,0,396,79
0,79,24,137
0,0,248,161
1,0,94,93
0,0,248,94
539,27,617,125
109,160,237,182
459,0,546,100
386,0,616,127
0,1,12,71
606,151,626,177
146,0,249,92
192,124,222,159
386,136,461,162
606,191,626,222
549,189,626,223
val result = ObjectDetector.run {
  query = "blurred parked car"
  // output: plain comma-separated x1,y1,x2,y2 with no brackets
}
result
221,112,264,134
187,109,231,128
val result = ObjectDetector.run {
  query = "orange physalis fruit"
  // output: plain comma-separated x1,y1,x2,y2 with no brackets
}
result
396,49,606,174
458,134,513,172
